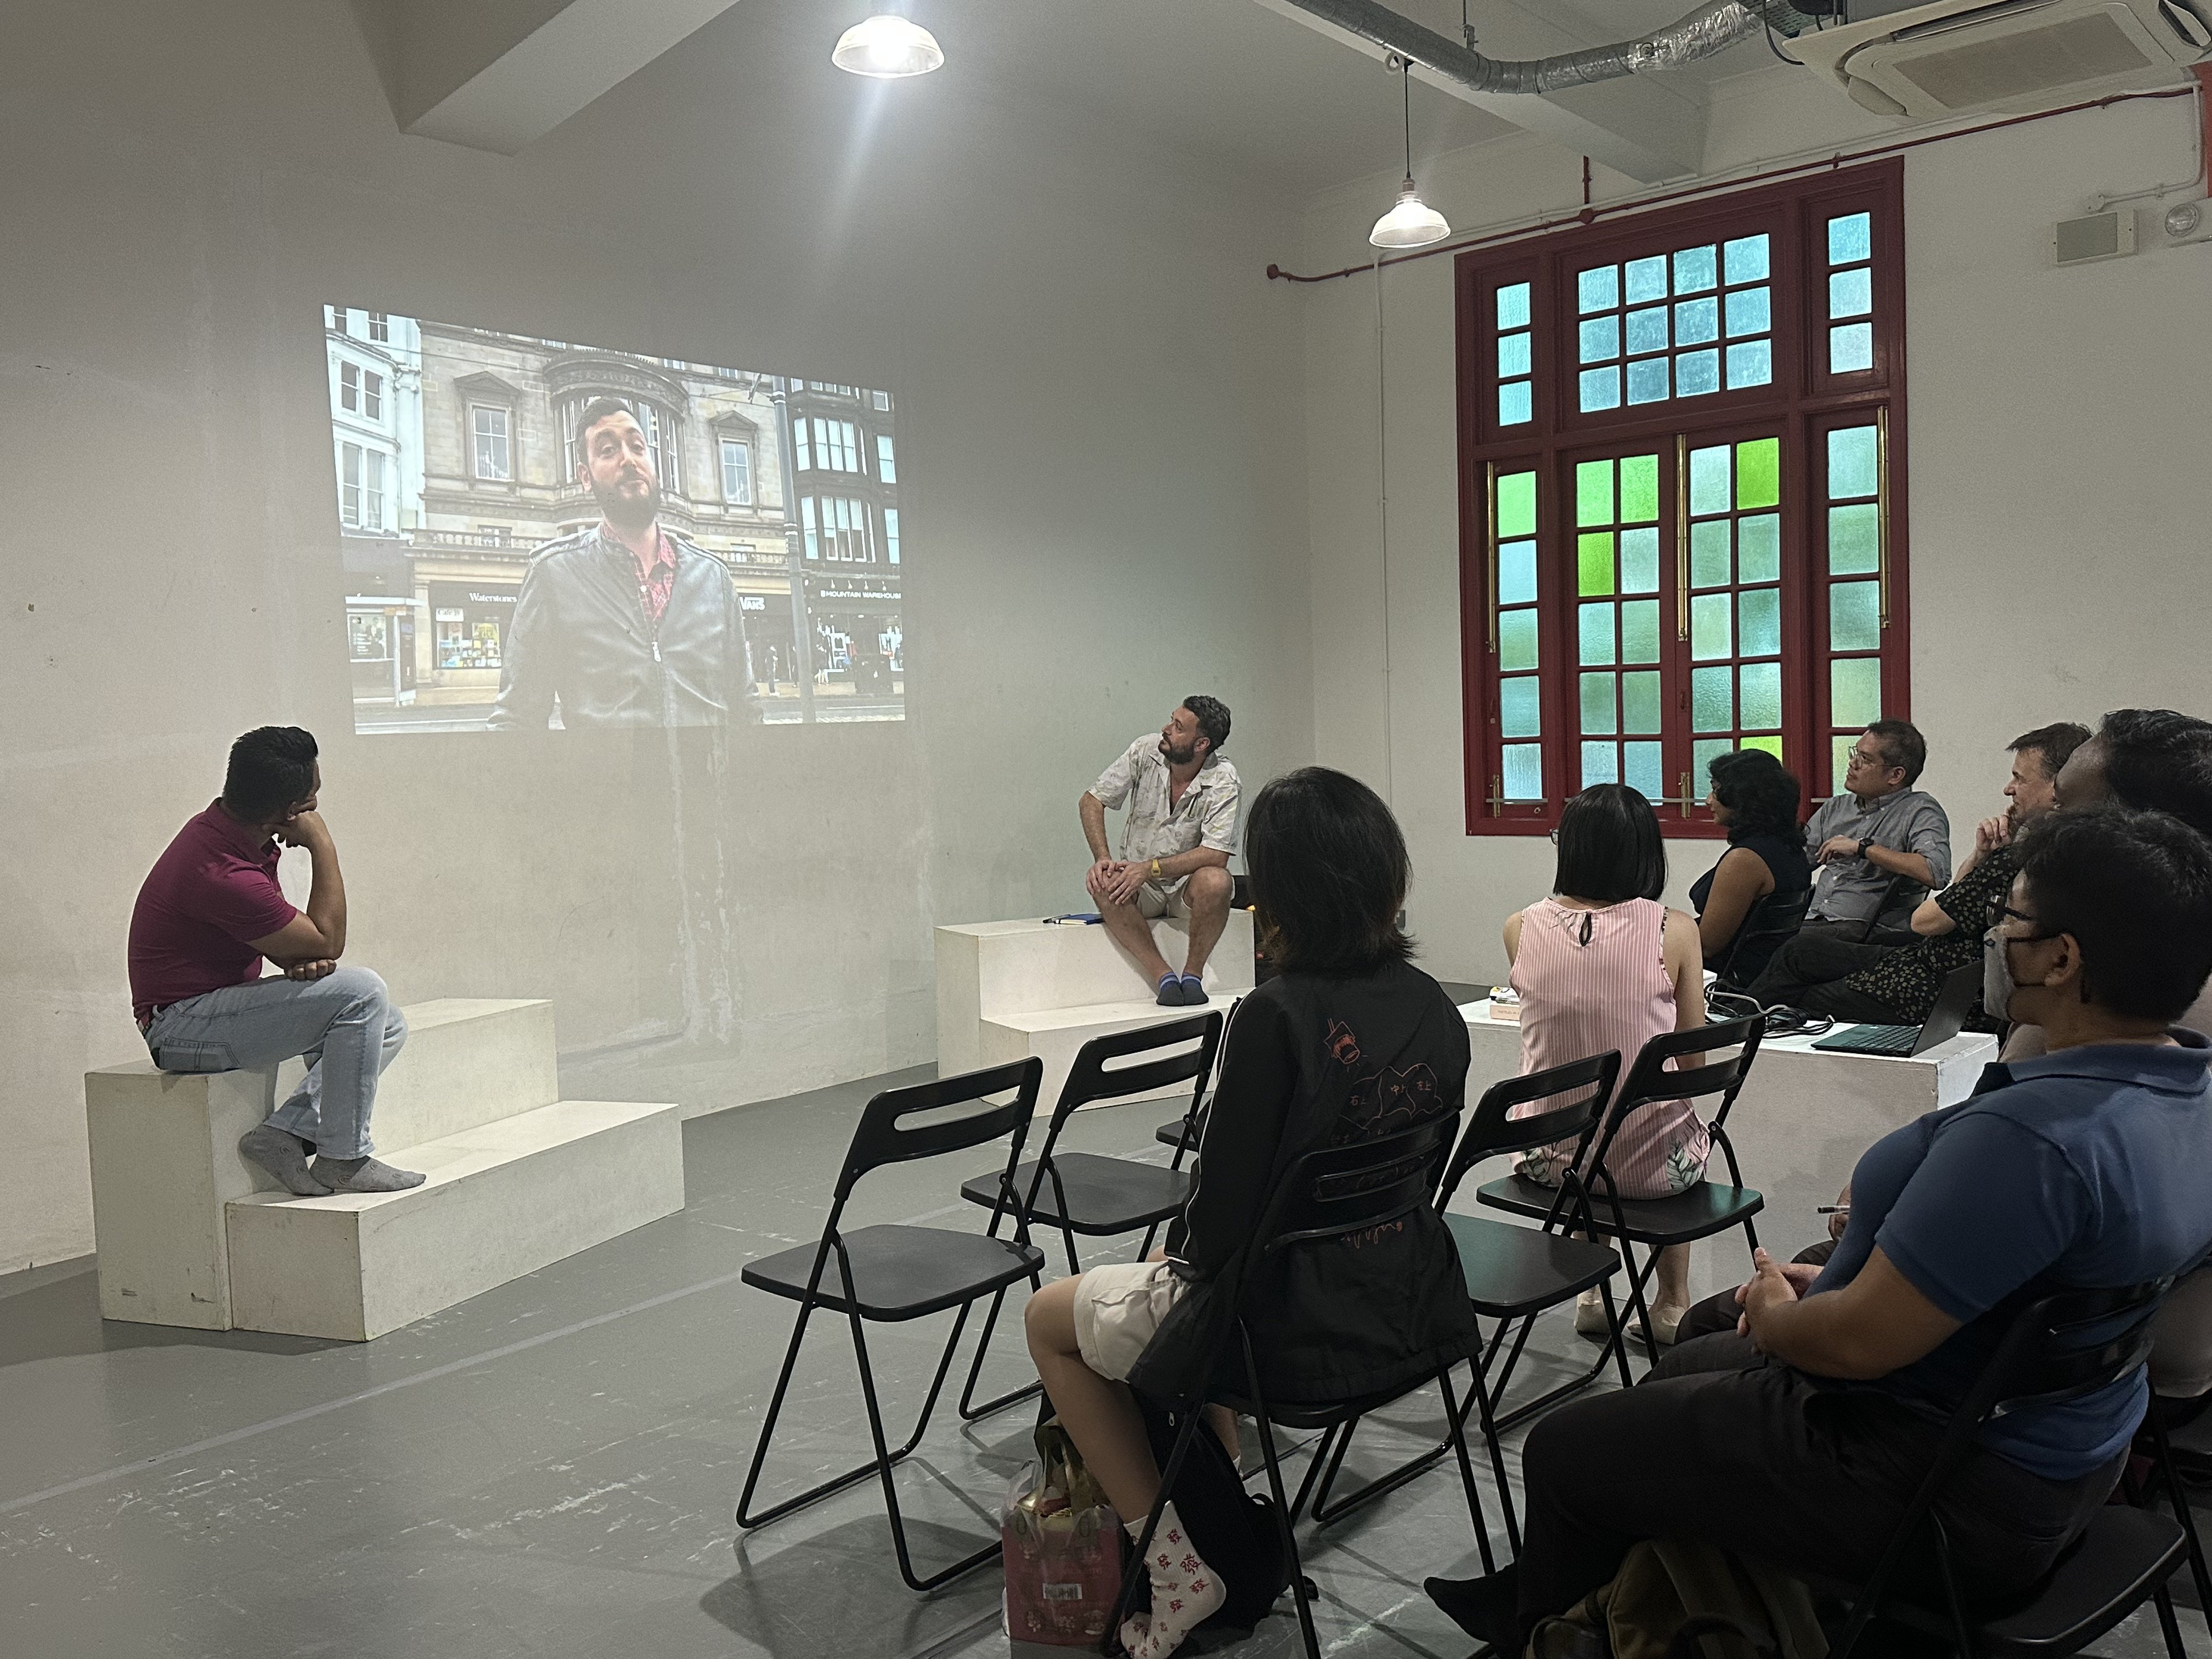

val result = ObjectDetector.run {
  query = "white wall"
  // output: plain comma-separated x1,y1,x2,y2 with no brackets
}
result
0,1,1314,1274
1298,69,2212,988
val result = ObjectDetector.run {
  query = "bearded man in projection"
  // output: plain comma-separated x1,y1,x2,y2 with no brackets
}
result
1080,698,1240,1006
490,397,762,730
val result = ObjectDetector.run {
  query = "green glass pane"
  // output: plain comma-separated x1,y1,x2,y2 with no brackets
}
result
1829,268,1871,319
1740,661,1781,730
1499,381,1532,425
1499,607,1539,671
1620,599,1660,664
1582,742,1620,788
1741,587,1781,657
1689,444,1731,516
1830,579,1882,651
1690,519,1731,588
1831,656,1882,727
1578,264,1619,314
1829,211,1872,266
1619,527,1660,595
1624,742,1664,801
1827,503,1880,574
1498,470,1538,537
1498,331,1531,377
1830,323,1875,374
1580,672,1618,736
1499,675,1541,737
1576,459,1615,528
1504,743,1542,801
1736,436,1781,510
1624,255,1669,304
1691,592,1732,661
1578,603,1617,666
1831,734,1855,795
1827,427,1877,499
1497,281,1531,330
1694,739,1735,793
1620,454,1660,524
1737,514,1780,584
1578,532,1616,597
1742,734,1784,761
1499,539,1538,606
1724,234,1770,284
1692,665,1733,732
1674,244,1718,294
1622,670,1662,735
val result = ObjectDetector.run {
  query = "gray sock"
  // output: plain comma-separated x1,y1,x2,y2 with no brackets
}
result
239,1124,330,1197
311,1154,427,1194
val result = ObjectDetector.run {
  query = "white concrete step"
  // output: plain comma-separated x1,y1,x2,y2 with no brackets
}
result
273,996,557,1154
224,1099,684,1341
980,998,1224,1114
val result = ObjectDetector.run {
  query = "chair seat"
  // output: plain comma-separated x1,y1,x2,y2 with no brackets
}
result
1444,1212,1620,1316
1475,1172,1764,1245
960,1153,1192,1234
742,1224,1046,1322
1155,1116,1200,1152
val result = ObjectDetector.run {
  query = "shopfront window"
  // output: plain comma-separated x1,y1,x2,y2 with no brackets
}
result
430,583,515,669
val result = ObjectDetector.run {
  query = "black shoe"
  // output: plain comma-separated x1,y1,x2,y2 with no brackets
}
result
1425,1567,1520,1645
1155,974,1186,1007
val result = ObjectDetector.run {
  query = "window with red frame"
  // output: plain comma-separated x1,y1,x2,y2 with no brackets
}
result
1458,159,1908,838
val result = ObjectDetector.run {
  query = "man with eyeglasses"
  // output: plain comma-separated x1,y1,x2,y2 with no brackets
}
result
1794,719,1949,945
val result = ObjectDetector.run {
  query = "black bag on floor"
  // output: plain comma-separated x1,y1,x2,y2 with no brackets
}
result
1129,1393,1298,1633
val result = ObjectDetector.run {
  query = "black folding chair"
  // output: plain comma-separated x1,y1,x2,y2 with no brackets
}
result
735,1058,1048,1592
1826,1279,2190,1658
951,1011,1224,1420
1291,1053,1628,1544
1715,884,1813,992
1477,1009,1767,1383
1110,1114,1496,1659
1154,995,1243,1167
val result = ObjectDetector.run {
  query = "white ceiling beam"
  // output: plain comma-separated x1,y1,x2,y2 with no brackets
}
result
386,0,747,155
1250,0,1710,182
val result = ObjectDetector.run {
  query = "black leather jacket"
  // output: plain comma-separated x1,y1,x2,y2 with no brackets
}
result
488,526,762,730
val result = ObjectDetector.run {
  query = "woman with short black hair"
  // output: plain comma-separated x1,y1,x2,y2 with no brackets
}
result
1024,767,1476,1659
1691,749,1810,986
1505,783,1709,1341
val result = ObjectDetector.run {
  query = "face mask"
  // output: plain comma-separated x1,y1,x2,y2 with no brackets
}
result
1982,928,2018,1023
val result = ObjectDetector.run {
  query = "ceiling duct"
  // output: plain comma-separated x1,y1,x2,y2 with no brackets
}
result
1274,0,1831,95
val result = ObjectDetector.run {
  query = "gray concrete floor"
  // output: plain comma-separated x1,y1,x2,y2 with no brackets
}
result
3,1054,2206,1659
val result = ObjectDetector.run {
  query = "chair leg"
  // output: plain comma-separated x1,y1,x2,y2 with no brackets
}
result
1106,1406,1212,1651
1289,1421,1346,1522
2150,1584,2189,1659
736,1296,826,1528
1436,1367,1498,1577
1464,1348,1522,1558
955,1276,1046,1422
2144,1402,2212,1616
1241,1338,1322,1659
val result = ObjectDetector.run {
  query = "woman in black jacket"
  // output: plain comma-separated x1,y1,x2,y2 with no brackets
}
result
1025,767,1476,1659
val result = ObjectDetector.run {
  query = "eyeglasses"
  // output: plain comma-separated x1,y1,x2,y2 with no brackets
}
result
1845,746,1898,772
1548,828,1561,845
1984,899,2050,936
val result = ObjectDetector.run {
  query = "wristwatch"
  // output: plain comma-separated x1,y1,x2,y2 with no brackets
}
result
1857,837,1875,859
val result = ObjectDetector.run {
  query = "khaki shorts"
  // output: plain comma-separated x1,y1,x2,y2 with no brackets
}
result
1131,880,1190,921
1071,1259,1185,1382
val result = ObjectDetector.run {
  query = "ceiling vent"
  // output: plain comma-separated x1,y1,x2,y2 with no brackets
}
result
1793,0,2210,119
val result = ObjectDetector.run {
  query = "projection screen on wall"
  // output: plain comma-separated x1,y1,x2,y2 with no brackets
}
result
324,307,906,733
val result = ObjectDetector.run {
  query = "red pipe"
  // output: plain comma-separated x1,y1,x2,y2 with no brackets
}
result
1265,83,2199,285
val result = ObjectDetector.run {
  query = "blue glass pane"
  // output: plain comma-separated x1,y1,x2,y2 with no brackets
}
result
1692,666,1733,732
1503,742,1543,802
1830,579,1882,651
1694,739,1736,794
1740,661,1782,730
1499,674,1542,737
1726,339,1773,390
1578,264,1620,313
1724,233,1770,284
1581,672,1618,736
1619,527,1660,595
1690,519,1730,588
1499,380,1532,425
1498,538,1538,605
1690,592,1732,661
1581,742,1620,788
1578,366,1621,412
1624,255,1669,304
1829,211,1872,266
1497,331,1531,377
1724,286,1771,338
1622,672,1662,735
1829,267,1872,319
1830,323,1875,373
1688,444,1731,516
1624,741,1664,801
1737,514,1781,583
1673,244,1718,294
1828,426,1878,499
1496,281,1531,330
1578,602,1617,666
1828,503,1880,574
1624,357,1669,405
1578,315,1620,363
1499,607,1539,670
1674,296,1718,345
1675,348,1720,397
1625,305,1669,356
1620,598,1660,664
1741,587,1781,656
1831,657,1882,727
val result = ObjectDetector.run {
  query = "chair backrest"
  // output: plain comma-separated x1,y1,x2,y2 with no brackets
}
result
1968,1279,2170,1426
1852,871,1925,941
1049,1009,1226,1136
1251,1113,1461,1260
837,1057,1045,1225
1434,1051,1623,1217
1717,884,1813,989
1585,1008,1765,1183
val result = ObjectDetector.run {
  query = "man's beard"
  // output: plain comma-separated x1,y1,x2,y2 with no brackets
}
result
1160,737,1197,765
594,475,661,532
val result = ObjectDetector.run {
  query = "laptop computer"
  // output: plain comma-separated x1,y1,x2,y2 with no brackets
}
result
1810,963,1981,1058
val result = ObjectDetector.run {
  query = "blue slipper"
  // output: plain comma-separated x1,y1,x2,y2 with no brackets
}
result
1155,973,1186,1007
1178,975,1208,1005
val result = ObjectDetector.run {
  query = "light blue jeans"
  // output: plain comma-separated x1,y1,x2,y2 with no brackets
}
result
142,967,407,1158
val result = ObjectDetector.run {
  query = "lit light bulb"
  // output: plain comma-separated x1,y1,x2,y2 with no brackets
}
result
832,14,945,78
1369,179,1451,249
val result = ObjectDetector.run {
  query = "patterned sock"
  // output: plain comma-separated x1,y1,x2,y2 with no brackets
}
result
1119,1500,1224,1659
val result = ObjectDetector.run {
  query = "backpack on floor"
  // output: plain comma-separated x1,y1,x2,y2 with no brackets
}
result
1526,1537,1829,1659
1131,1393,1300,1633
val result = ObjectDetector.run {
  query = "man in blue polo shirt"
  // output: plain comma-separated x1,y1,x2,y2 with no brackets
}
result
1426,804,2212,1651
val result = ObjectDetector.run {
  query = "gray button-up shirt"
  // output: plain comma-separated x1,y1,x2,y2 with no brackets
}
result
1091,736,1240,890
1803,787,1952,927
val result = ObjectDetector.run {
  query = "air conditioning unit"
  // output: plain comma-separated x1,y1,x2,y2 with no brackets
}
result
1793,0,2212,120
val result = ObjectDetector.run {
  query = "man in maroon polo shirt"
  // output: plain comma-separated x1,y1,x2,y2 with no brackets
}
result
130,726,422,1195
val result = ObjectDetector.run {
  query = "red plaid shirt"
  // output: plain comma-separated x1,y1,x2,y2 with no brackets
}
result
616,527,676,626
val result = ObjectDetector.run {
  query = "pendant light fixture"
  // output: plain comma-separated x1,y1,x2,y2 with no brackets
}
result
1369,58,1450,250
832,13,945,78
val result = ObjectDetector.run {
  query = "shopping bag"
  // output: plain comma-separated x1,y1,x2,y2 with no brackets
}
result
1002,1418,1125,1646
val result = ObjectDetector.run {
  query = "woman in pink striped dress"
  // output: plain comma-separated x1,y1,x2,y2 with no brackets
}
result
1504,784,1709,1340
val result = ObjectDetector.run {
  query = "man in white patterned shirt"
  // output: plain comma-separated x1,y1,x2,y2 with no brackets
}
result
1080,698,1240,1006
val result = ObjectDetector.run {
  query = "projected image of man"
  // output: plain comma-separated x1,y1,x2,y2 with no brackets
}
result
489,397,762,730
1081,698,1239,1006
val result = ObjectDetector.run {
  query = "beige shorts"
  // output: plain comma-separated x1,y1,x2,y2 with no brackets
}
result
1131,880,1190,921
1071,1259,1185,1382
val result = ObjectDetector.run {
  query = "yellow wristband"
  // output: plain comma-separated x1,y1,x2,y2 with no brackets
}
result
1151,859,1162,879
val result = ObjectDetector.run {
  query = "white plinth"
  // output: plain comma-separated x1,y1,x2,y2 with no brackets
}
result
1457,1004,1999,1301
938,914,1255,1109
